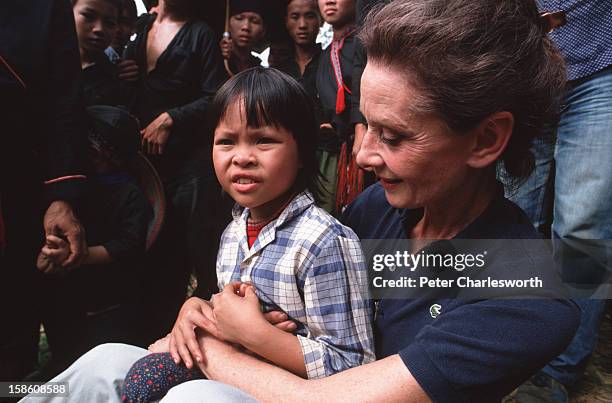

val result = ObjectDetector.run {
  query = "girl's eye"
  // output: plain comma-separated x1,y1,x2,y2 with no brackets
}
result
215,138,234,146
81,12,95,21
257,137,278,145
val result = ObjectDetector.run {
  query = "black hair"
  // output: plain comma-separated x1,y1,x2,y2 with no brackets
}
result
71,0,122,10
209,67,323,202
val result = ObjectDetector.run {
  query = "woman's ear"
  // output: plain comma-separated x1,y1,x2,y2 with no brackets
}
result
466,111,514,169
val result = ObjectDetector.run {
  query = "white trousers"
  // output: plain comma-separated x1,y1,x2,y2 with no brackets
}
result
19,343,259,403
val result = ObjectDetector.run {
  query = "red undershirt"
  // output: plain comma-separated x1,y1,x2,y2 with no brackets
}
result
245,194,297,248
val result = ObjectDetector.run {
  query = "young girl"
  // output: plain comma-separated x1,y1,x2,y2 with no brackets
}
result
121,67,374,403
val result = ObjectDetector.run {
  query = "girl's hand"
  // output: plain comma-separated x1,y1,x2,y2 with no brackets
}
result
230,282,297,333
36,252,54,273
168,297,215,369
209,284,269,346
263,311,297,333
37,235,71,274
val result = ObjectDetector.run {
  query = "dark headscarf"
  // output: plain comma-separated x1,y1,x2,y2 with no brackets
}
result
229,0,267,19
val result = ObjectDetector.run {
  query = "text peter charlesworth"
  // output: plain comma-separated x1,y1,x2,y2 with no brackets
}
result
370,251,543,290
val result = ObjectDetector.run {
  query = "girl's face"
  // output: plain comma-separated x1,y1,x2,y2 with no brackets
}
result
213,101,300,221
73,0,118,60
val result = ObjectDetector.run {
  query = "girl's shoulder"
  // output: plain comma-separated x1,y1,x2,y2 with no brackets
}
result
288,202,362,247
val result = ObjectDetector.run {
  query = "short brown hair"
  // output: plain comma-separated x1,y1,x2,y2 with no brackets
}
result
359,0,566,181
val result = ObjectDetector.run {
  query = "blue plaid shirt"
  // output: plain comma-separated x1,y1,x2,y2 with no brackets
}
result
216,191,375,379
539,1,612,81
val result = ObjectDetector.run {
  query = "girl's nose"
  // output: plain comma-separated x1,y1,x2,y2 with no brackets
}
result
232,148,256,167
356,128,383,170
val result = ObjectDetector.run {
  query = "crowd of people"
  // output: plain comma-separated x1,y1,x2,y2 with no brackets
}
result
1,0,611,402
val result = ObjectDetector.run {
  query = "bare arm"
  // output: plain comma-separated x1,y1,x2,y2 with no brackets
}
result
82,245,113,265
197,332,431,403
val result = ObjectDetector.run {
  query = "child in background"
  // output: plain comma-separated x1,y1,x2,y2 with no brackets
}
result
71,0,125,105
37,105,152,349
120,67,374,403
105,0,137,63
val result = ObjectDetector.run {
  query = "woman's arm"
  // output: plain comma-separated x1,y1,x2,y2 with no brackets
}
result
197,332,431,403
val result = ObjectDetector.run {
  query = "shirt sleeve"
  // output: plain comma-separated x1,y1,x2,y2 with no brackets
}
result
398,298,579,403
166,25,227,138
102,187,151,261
297,235,376,379
44,0,87,203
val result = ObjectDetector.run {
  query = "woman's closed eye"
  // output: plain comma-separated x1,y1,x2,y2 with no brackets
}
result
379,130,403,146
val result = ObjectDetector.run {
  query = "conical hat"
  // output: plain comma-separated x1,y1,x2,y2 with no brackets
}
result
127,152,166,251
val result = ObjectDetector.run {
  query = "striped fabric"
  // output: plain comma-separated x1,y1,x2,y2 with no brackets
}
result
217,191,375,379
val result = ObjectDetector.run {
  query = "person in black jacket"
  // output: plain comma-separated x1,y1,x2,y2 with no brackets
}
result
0,0,88,381
71,0,126,106
122,0,229,341
37,106,152,351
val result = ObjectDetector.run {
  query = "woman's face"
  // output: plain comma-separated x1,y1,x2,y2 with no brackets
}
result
229,12,266,51
357,62,475,209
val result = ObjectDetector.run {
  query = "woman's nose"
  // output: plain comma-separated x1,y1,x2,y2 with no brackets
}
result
356,129,383,170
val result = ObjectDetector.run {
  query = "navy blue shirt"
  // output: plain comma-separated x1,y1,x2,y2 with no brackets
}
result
342,182,579,403
539,1,612,81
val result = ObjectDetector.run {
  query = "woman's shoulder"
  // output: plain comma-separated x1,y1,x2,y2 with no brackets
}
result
341,183,409,240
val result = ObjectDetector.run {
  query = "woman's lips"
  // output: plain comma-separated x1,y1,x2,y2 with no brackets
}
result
379,177,402,190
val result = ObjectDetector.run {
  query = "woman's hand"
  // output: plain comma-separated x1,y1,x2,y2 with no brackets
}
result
168,297,215,369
